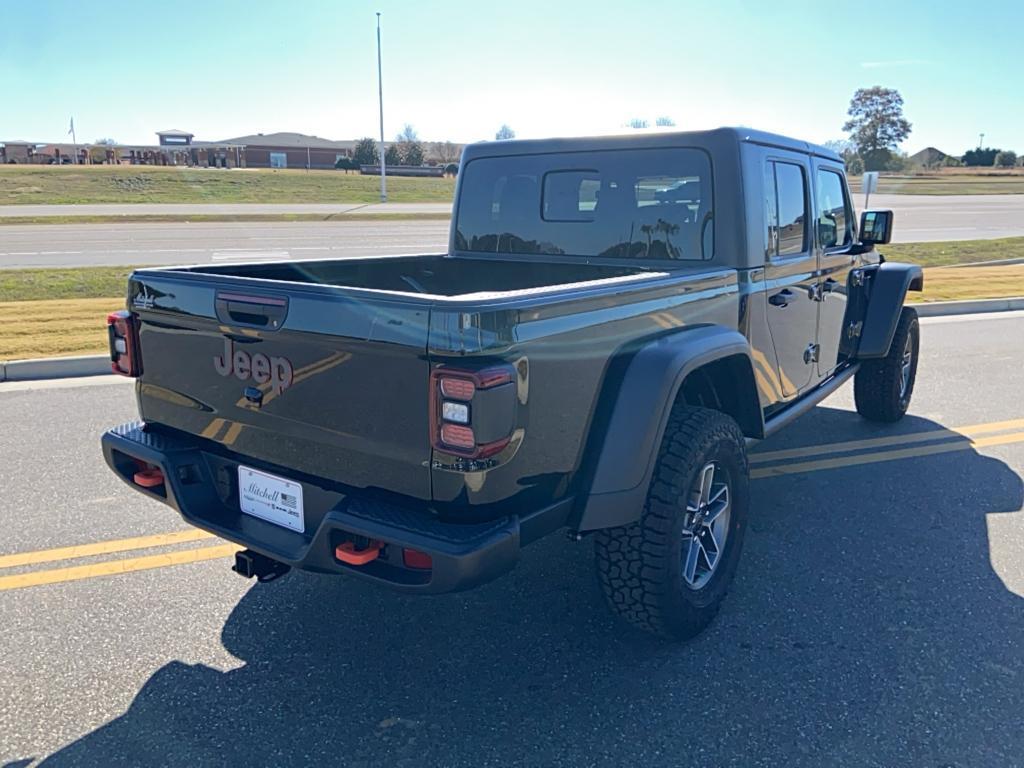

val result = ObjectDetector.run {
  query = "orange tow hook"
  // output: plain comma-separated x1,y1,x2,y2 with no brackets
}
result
133,466,165,488
335,540,382,566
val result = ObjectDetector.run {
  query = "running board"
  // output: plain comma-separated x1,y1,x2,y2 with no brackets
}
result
752,363,861,444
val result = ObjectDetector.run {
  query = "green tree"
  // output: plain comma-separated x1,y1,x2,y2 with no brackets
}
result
495,124,516,140
352,137,379,166
994,150,1018,168
401,141,425,166
843,87,912,170
962,147,1000,166
384,144,401,166
393,124,424,166
846,155,864,176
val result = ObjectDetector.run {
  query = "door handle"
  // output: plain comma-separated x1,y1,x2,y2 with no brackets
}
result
769,289,794,307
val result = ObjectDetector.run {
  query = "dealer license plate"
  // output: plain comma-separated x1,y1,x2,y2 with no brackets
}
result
238,465,305,533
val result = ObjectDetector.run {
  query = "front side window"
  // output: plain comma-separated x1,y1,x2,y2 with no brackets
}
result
455,148,713,260
816,169,852,248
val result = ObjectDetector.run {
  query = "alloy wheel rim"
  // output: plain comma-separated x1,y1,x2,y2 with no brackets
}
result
681,462,731,590
899,334,914,399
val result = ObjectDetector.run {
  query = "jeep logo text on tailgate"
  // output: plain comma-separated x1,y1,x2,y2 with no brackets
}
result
214,338,294,394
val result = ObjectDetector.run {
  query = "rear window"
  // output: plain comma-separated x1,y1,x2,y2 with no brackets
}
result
455,148,713,260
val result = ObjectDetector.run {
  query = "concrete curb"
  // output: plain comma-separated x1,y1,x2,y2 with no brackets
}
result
1,297,1021,382
0,355,110,382
912,296,1024,317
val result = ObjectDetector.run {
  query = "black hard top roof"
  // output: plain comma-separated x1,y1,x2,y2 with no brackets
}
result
462,126,841,163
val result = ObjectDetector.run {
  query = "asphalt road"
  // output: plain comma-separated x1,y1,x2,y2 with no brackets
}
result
0,219,451,269
0,194,1022,269
1,311,1023,766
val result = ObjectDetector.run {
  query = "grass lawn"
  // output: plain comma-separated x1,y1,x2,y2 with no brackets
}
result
848,171,1024,195
0,165,455,205
882,236,1024,267
0,298,121,359
2,238,1023,360
0,267,131,303
908,264,1024,303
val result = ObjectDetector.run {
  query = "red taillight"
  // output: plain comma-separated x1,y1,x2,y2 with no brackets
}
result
402,548,433,570
107,310,142,377
440,423,475,450
440,377,475,401
430,365,516,459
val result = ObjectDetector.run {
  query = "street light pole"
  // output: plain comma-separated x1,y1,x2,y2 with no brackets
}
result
376,11,387,203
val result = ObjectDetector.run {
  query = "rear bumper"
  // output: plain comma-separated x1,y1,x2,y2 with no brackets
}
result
101,422,570,594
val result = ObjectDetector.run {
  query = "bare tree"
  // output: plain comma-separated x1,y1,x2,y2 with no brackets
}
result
396,124,420,143
430,141,461,164
627,118,649,129
495,124,516,140
655,117,676,127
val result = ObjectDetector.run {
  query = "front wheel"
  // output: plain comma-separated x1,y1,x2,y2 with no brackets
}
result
594,406,750,641
854,306,920,423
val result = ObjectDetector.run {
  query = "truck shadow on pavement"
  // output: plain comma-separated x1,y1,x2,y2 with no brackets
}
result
41,408,1024,767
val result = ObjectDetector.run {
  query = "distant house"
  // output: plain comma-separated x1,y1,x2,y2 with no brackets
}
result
908,147,949,169
0,141,35,163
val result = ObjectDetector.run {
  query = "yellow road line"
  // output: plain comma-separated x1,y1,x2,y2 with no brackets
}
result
752,429,1024,479
750,417,1024,464
3,417,1022,592
0,529,215,570
0,543,241,592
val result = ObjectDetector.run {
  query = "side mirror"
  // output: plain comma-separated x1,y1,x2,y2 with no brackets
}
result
860,209,893,245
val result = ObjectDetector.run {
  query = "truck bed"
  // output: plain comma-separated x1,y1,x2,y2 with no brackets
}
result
180,254,659,300
125,253,737,523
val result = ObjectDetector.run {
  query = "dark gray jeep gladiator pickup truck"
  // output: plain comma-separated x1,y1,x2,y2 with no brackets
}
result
102,128,922,639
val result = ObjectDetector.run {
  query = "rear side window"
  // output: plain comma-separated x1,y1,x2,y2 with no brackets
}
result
455,148,713,260
764,161,808,259
816,169,852,248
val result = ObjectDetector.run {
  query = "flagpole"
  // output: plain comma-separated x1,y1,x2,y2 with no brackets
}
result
69,117,78,164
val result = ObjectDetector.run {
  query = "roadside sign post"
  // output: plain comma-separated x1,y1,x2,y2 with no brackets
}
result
863,171,878,210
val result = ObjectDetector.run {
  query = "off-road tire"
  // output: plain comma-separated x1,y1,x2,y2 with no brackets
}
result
594,406,750,641
854,306,920,423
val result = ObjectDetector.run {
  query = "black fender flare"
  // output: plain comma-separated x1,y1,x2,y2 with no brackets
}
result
572,325,762,532
856,261,923,359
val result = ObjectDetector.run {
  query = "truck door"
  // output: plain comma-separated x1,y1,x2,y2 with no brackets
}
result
763,157,818,397
811,161,857,378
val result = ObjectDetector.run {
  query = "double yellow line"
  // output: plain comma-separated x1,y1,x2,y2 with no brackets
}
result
2,415,1023,593
0,530,239,592
750,417,1024,478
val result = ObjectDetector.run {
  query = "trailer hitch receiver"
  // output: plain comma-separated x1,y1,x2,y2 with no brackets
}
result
232,549,291,583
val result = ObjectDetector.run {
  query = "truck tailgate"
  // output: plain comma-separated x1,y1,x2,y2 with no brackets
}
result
130,272,432,501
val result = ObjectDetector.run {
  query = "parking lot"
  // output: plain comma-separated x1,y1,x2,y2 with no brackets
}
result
1,310,1022,766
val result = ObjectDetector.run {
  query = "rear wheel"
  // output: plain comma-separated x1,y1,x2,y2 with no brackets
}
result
594,406,750,640
854,306,920,423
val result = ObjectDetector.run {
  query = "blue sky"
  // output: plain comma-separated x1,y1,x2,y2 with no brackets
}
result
3,0,1022,154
